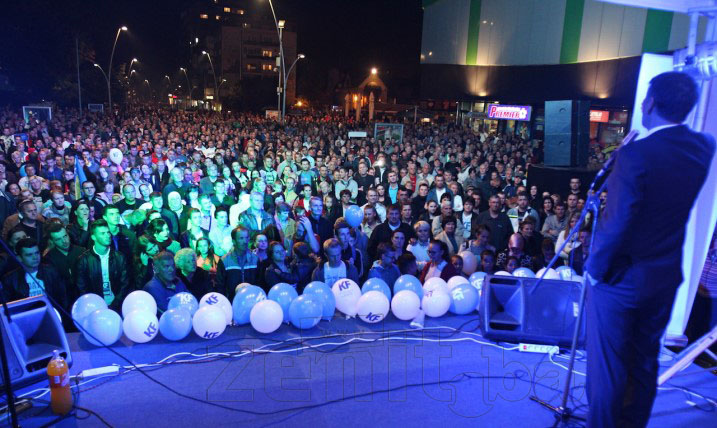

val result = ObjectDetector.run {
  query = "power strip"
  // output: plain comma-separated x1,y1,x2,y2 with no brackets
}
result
518,343,559,354
79,365,120,379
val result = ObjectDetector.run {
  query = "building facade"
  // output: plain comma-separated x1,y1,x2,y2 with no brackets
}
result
181,0,297,109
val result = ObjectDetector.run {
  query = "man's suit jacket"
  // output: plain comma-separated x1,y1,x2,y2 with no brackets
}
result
587,125,715,301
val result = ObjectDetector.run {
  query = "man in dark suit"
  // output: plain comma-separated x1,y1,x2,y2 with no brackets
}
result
586,72,715,427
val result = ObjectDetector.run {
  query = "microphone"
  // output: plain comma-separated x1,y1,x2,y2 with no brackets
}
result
594,129,640,181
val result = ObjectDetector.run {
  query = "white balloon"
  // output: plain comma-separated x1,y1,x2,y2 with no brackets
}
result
423,277,449,295
391,290,421,321
82,309,122,346
250,300,283,334
459,250,478,275
199,292,233,325
109,148,123,165
536,268,560,280
422,290,451,318
331,278,362,317
122,290,157,318
495,271,512,276
193,306,227,339
122,310,159,344
356,291,390,324
446,275,469,290
72,293,108,327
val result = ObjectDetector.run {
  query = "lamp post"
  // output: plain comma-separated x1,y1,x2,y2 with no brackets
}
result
107,26,128,114
93,63,109,89
127,58,138,77
144,79,151,102
180,67,191,100
266,0,286,122
201,51,218,106
282,53,305,122
218,78,227,98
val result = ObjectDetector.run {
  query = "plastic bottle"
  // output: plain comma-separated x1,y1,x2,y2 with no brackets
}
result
47,349,73,415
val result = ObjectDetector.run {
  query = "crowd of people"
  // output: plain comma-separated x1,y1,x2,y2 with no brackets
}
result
0,106,599,323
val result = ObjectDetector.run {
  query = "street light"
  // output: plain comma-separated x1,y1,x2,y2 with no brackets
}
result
127,58,138,77
94,63,109,84
265,0,286,122
107,26,128,113
371,67,377,75
180,67,192,99
201,51,218,104
164,75,171,85
282,53,305,121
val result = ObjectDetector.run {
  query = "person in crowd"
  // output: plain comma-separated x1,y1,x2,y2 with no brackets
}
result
217,226,259,301
143,251,188,313
75,219,131,311
434,216,464,256
367,243,401,288
147,218,182,253
496,233,533,271
397,253,419,277
175,247,211,298
264,241,298,292
291,241,317,293
2,238,67,311
43,223,85,303
518,217,543,258
450,254,468,278
361,204,380,238
541,202,567,243
0,228,27,277
538,196,554,227
390,230,407,257
180,208,208,250
480,249,496,274
507,191,541,232
407,220,431,271
419,239,460,283
3,199,44,246
311,238,359,286
195,236,220,283
475,195,512,253
368,204,414,255
334,219,363,279
533,238,557,272
362,188,386,223
134,234,160,290
555,211,581,261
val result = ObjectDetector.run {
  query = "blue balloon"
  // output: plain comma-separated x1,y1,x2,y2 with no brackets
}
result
468,272,487,292
449,284,480,315
168,292,199,316
232,285,267,325
268,283,299,323
362,278,392,301
159,308,193,341
288,295,322,329
344,205,364,228
303,281,336,320
393,275,423,300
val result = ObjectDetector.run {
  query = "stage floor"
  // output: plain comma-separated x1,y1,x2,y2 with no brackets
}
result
9,314,716,427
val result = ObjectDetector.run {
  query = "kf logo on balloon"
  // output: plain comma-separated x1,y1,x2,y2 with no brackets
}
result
205,295,219,305
203,331,219,339
143,322,158,337
364,312,381,322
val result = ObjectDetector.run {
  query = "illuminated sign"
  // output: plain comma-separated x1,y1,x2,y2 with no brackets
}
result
589,110,610,123
487,104,532,121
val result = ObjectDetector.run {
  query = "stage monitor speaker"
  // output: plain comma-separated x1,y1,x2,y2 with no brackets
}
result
544,100,590,167
480,275,586,348
0,295,72,389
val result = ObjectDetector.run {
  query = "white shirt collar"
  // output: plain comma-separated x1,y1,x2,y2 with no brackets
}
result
640,123,680,140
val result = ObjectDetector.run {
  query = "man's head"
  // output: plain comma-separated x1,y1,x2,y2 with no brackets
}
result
334,219,351,247
18,199,38,222
82,181,96,198
569,178,580,191
153,251,176,284
324,238,342,267
103,205,121,227
387,204,401,226
554,203,566,219
401,203,412,222
90,219,112,247
642,72,698,129
434,174,445,189
507,233,525,257
567,194,578,210
517,191,529,210
231,226,250,253
51,191,65,209
47,223,71,252
123,184,136,203
377,242,396,266
15,238,41,271
309,196,323,219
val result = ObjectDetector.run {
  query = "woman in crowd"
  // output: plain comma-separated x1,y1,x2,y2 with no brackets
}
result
435,216,464,256
66,200,91,248
195,237,220,277
134,235,160,288
419,239,460,283
420,200,440,223
147,218,181,253
538,196,554,226
555,211,581,262
264,241,298,292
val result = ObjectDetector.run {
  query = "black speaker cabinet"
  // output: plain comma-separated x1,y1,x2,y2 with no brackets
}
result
544,100,590,167
0,295,72,389
480,275,586,348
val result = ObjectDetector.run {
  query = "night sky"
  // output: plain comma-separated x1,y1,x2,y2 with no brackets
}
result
1,0,423,105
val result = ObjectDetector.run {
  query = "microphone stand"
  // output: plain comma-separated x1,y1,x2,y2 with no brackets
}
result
529,129,638,425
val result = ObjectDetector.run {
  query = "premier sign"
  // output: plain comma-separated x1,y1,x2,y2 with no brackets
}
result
486,104,532,121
